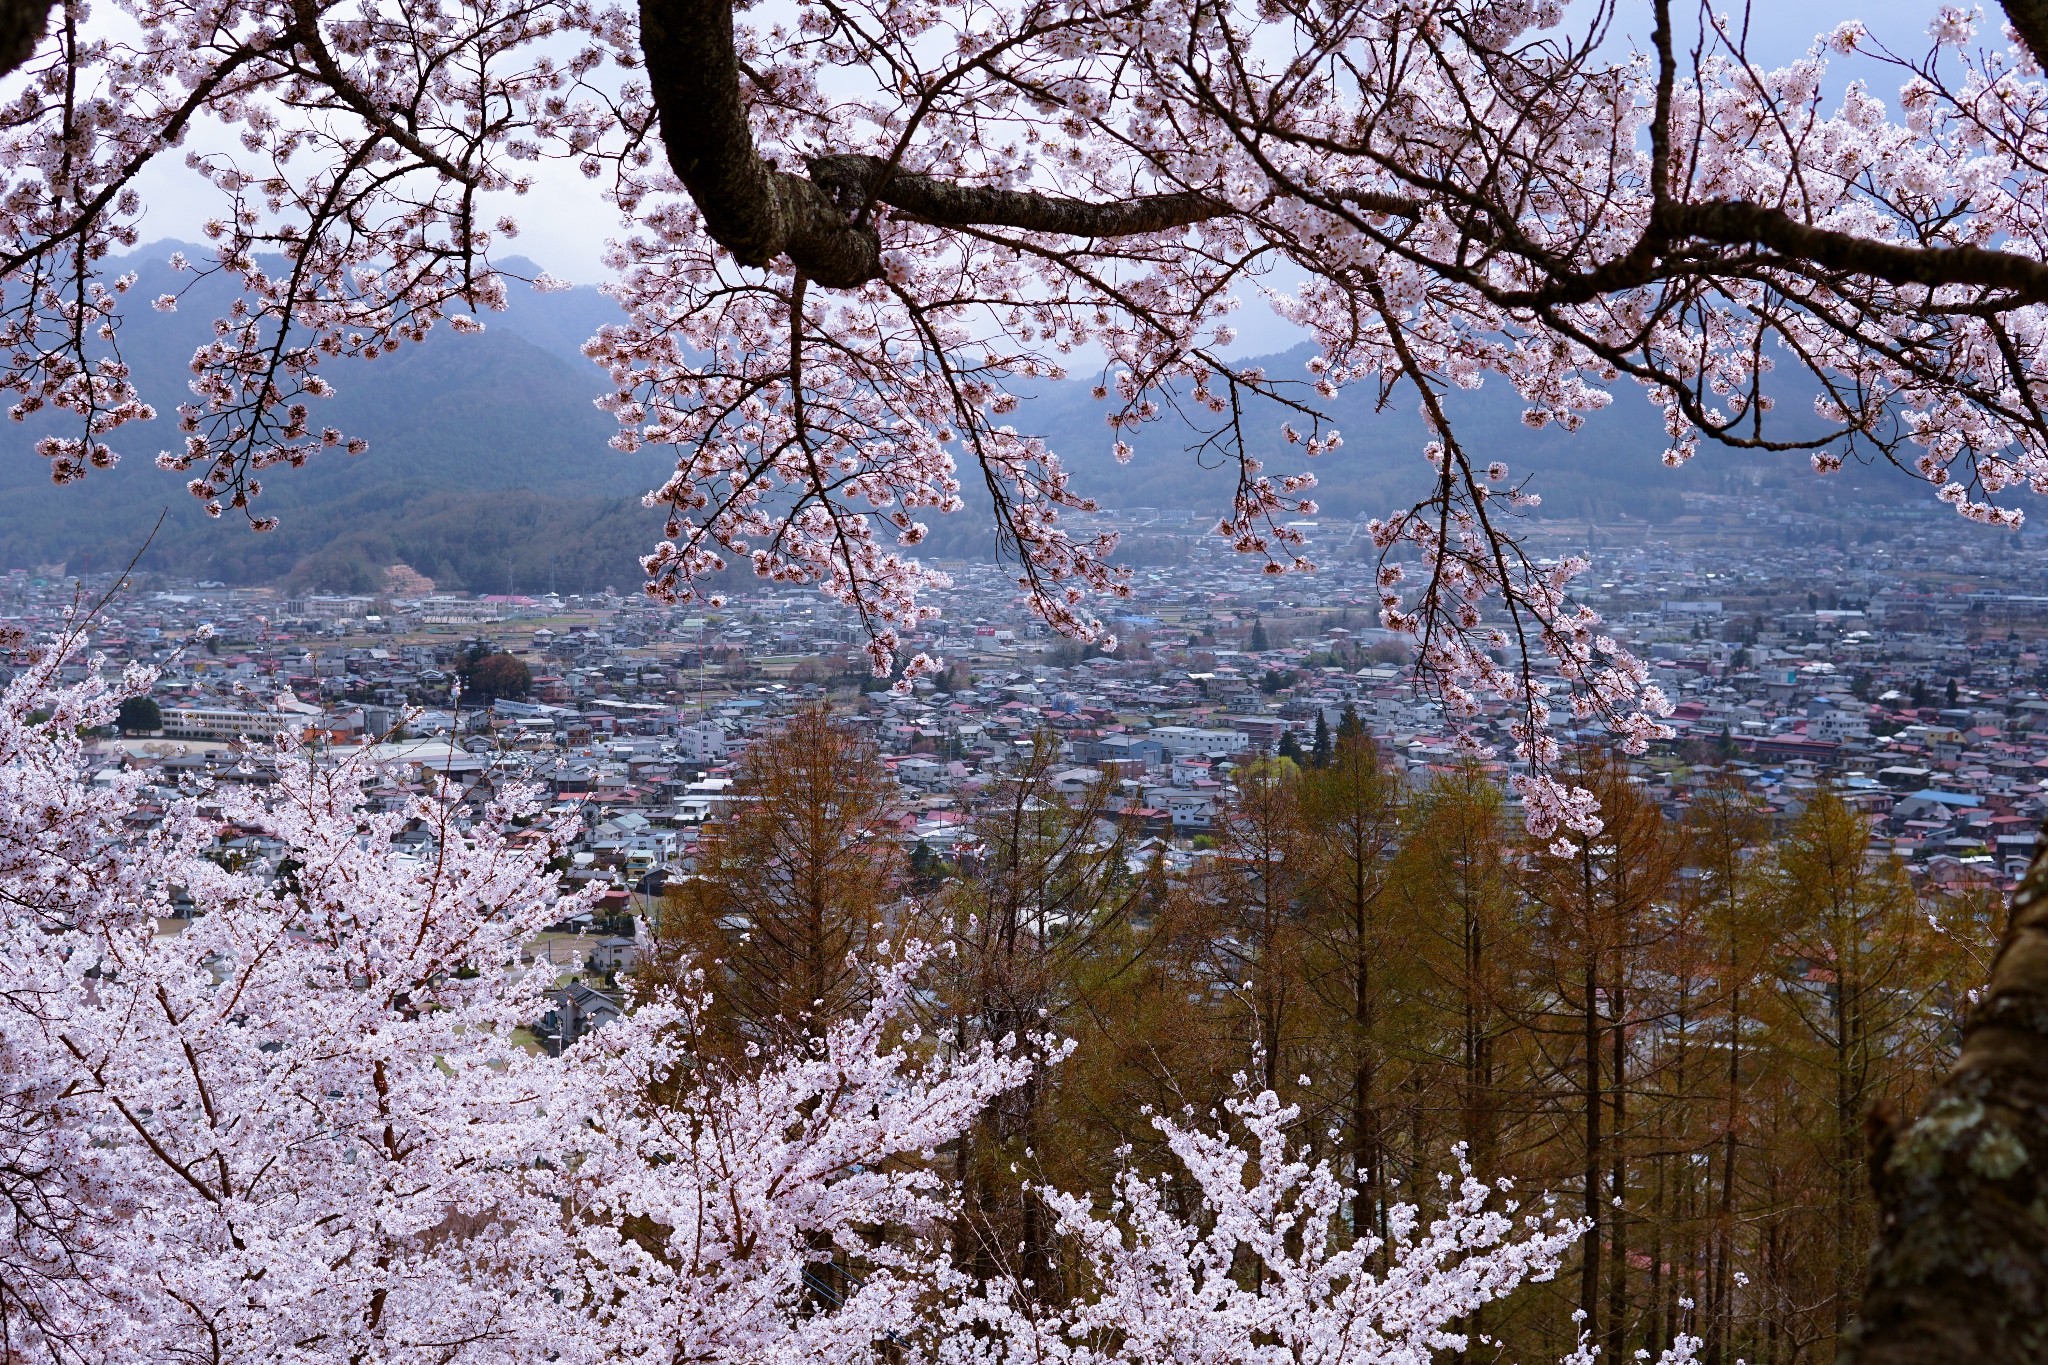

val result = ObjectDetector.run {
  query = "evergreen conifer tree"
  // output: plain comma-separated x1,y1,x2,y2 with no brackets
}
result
1336,704,1366,753
116,696,161,734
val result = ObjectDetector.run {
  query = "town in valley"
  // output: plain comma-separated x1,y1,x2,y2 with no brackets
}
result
23,488,2048,1042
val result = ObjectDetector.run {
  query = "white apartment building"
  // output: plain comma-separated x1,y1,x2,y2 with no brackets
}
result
162,707,291,741
672,720,728,762
1147,725,1250,759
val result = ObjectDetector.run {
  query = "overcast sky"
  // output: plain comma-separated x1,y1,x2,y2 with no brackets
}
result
116,0,1967,354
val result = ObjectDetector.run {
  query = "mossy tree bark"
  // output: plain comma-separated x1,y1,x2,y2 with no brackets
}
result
1842,831,2048,1363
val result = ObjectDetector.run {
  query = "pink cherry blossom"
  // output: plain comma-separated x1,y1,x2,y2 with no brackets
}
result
9,0,2048,811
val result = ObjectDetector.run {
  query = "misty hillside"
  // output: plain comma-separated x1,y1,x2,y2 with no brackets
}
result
0,242,1934,590
0,245,679,593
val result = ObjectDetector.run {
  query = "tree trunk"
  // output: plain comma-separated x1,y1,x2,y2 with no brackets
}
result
1840,828,2048,1363
2002,0,2048,71
1608,984,1629,1363
1650,1153,1667,1360
0,0,52,76
1463,899,1496,1171
1353,936,1384,1259
1584,958,1603,1338
1836,971,1857,1342
1765,1192,1781,1365
1710,980,1741,1365
1018,1068,1050,1298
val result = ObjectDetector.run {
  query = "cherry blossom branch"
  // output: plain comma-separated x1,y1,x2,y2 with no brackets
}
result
284,0,483,188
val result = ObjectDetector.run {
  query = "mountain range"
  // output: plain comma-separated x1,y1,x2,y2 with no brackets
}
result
0,242,1920,593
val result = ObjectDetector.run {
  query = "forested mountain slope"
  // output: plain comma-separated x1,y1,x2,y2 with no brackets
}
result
0,245,1889,588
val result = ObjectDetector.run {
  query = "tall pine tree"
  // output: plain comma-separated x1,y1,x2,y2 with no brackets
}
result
1337,703,1366,752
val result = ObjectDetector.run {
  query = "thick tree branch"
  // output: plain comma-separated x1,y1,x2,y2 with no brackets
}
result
0,0,53,78
1287,182,2048,309
1330,187,1429,219
2004,0,2048,72
806,154,1229,236
636,0,1233,288
1680,201,2048,301
637,0,883,288
1484,199,2048,308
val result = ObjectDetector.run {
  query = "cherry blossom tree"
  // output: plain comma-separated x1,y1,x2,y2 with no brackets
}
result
548,953,1040,1365
950,1089,1700,1365
0,617,1030,1363
8,0,2048,1352
0,609,578,1359
13,0,2048,826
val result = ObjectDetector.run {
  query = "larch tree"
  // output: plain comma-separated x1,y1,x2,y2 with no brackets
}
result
1680,781,1774,1365
1393,770,1519,1187
646,704,902,1056
1766,790,1946,1345
1516,756,1681,1355
920,733,1137,1297
1200,758,1316,1100
1048,839,1246,1204
1298,727,1405,1246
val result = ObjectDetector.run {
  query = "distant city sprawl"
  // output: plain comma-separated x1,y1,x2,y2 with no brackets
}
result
24,491,2048,887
